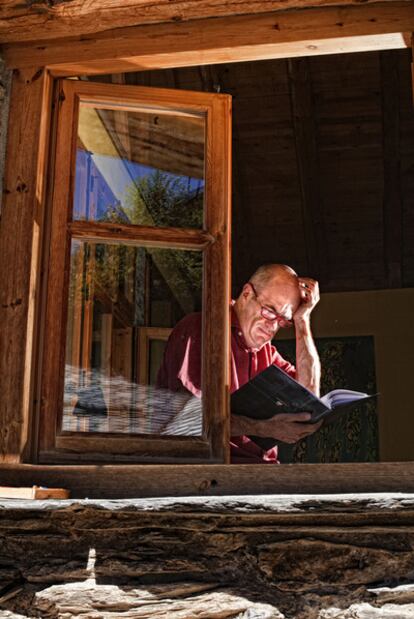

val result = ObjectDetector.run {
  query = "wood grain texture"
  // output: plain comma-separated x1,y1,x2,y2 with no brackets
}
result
203,94,232,463
52,434,212,461
1,494,414,618
39,80,77,455
2,462,414,497
3,3,413,74
0,0,406,45
0,68,52,464
69,221,214,249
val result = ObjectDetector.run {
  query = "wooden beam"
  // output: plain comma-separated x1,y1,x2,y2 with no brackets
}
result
380,50,403,288
2,462,414,497
0,0,406,45
288,57,328,282
3,3,413,75
0,68,52,463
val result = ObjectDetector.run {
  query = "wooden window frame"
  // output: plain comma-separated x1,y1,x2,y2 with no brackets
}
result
39,78,231,464
137,327,172,386
1,2,414,495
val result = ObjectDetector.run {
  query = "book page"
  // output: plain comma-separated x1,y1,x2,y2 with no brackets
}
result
321,389,369,409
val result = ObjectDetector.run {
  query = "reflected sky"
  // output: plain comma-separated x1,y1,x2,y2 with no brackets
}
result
73,149,205,227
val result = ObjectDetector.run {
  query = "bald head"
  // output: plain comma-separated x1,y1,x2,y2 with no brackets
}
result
234,264,301,350
250,264,301,306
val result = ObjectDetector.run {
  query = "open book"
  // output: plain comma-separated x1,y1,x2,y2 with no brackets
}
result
231,364,377,427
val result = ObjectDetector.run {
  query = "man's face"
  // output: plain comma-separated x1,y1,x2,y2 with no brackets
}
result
237,279,300,350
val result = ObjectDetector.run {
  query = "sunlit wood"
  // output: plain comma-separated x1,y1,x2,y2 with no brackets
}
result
3,4,413,74
0,0,407,44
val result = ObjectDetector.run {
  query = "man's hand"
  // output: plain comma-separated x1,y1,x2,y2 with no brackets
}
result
259,412,322,444
231,411,322,444
293,277,320,323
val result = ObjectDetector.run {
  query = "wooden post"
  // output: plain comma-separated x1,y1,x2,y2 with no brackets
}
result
0,67,52,463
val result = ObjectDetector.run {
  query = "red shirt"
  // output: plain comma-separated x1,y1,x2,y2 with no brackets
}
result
156,304,296,463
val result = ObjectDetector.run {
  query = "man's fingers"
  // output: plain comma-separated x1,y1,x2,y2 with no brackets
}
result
298,278,320,306
292,412,312,422
265,412,322,442
275,412,312,421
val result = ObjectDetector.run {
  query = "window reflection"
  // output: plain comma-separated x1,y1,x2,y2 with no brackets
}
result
73,104,205,228
62,240,203,436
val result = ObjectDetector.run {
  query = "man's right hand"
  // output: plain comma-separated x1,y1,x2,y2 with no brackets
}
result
259,412,322,444
231,411,322,444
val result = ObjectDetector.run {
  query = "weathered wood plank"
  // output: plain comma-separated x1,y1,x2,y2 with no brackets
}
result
2,463,414,497
33,584,284,619
2,492,414,514
0,0,407,45
3,3,413,74
0,68,52,463
1,494,414,618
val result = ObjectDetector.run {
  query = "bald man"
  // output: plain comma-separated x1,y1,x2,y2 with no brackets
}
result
157,264,322,463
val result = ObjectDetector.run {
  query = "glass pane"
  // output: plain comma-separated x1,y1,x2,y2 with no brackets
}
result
63,239,203,436
73,103,205,228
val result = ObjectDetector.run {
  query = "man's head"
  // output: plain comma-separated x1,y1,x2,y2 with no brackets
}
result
234,264,301,350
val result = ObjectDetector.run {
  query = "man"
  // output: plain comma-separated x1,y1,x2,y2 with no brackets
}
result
157,264,322,463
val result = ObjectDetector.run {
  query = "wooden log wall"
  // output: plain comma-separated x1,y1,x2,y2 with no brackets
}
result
2,494,414,618
116,48,414,294
0,0,406,45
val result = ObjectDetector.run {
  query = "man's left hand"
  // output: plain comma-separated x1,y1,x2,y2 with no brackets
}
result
293,278,320,322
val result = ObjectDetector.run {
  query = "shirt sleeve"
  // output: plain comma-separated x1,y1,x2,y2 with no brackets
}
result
156,313,202,398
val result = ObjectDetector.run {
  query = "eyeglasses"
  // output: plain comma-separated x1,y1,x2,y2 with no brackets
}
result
249,282,293,329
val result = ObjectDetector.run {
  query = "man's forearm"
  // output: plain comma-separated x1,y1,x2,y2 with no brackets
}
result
294,317,321,396
231,413,264,437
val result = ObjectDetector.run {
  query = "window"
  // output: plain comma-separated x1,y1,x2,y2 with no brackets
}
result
2,3,414,495
38,79,231,463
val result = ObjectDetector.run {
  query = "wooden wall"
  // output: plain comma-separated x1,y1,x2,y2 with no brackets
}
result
100,48,414,294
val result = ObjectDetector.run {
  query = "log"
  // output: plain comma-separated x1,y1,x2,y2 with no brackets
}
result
0,0,406,45
3,3,413,74
1,494,414,618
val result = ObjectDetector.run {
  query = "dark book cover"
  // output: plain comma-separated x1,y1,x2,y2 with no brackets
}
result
231,364,377,448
